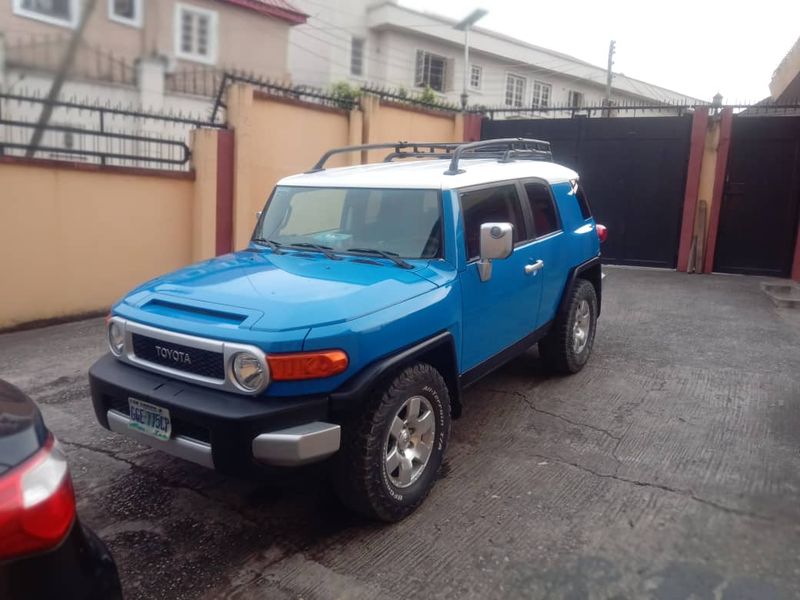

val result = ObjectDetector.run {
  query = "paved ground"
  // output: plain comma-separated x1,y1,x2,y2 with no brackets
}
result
2,267,800,600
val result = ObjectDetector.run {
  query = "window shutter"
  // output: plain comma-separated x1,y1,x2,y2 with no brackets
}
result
415,50,425,87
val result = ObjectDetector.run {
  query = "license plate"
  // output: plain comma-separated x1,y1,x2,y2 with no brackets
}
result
128,398,171,442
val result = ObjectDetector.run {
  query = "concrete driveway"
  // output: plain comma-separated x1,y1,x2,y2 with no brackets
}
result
1,267,799,600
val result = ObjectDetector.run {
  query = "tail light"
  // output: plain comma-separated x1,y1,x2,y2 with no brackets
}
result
596,224,608,243
0,435,76,561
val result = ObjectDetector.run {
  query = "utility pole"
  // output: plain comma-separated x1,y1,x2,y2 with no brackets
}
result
604,40,616,118
26,0,98,157
455,8,488,112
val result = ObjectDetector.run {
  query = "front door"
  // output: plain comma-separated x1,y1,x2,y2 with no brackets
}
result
459,182,545,372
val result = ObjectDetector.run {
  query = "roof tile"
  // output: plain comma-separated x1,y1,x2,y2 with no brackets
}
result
217,0,307,24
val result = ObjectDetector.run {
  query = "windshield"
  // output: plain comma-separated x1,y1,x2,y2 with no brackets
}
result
254,186,442,259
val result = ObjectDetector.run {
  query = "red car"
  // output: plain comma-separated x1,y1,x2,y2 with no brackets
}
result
0,380,122,600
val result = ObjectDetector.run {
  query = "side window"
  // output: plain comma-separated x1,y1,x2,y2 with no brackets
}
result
576,184,592,220
460,185,525,260
524,182,560,238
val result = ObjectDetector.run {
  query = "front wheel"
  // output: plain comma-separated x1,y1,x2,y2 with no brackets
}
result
333,363,451,522
539,278,598,374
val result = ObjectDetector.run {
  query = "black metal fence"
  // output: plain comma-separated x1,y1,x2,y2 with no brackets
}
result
210,71,362,123
0,92,225,171
360,85,462,112
477,99,800,120
5,36,137,86
166,68,226,99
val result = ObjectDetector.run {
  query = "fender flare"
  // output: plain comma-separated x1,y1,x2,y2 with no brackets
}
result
557,255,602,316
329,331,461,416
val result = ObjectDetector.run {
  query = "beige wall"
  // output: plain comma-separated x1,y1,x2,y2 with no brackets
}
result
0,160,194,329
363,95,464,163
228,85,353,248
2,0,291,79
0,0,142,58
0,85,465,329
226,88,466,249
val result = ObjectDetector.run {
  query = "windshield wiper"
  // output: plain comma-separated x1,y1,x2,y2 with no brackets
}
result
346,248,414,269
251,238,284,254
285,242,342,261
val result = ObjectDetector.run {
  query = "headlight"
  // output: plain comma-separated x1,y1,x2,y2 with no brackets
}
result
107,320,125,356
231,352,266,392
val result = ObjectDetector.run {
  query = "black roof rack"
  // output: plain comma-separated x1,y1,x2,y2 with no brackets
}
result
442,138,552,175
307,138,552,174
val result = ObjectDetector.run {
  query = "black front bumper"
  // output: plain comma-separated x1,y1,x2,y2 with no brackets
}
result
89,354,333,476
0,521,122,600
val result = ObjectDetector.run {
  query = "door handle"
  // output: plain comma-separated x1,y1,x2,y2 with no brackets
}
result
525,260,544,275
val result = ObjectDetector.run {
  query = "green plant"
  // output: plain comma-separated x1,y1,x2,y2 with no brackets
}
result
330,82,361,109
419,86,437,105
397,86,408,99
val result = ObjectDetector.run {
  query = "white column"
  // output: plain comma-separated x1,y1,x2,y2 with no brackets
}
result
0,33,7,89
137,55,166,111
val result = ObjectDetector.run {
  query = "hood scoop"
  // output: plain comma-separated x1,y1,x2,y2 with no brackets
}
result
142,298,247,326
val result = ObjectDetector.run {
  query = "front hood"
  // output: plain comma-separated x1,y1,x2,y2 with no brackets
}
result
120,250,438,332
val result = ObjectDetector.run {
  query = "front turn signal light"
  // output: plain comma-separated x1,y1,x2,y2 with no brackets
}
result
268,350,349,381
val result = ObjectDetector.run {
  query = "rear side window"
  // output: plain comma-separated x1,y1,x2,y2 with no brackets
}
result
576,183,592,220
460,184,525,260
524,182,560,238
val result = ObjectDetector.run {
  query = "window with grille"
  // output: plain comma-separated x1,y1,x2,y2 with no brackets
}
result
415,50,448,93
175,3,218,64
351,38,365,76
109,0,142,27
470,65,482,90
14,0,78,27
505,74,526,107
532,81,552,109
568,90,585,108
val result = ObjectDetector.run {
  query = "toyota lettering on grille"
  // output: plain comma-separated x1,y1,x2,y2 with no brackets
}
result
155,345,193,365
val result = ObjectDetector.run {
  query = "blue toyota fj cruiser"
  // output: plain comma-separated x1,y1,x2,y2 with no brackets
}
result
89,139,605,521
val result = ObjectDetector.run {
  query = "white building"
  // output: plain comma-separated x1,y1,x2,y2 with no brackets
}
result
288,0,701,112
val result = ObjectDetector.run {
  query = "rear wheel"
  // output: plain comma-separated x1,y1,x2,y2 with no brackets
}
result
333,363,451,522
539,278,598,374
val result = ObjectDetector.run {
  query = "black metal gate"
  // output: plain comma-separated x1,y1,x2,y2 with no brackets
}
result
482,116,693,268
713,116,800,277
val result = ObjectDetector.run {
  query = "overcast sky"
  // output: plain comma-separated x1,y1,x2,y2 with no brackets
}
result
399,0,799,102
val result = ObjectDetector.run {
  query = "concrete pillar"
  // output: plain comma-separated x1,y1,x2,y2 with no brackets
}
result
348,107,363,165
190,128,219,262
792,223,800,282
360,93,381,163
226,84,256,249
136,55,166,111
452,112,464,142
702,108,733,274
676,108,709,273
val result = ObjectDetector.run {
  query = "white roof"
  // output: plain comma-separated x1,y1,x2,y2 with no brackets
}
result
279,158,579,190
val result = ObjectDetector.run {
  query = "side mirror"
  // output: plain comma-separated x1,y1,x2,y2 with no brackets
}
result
478,222,513,282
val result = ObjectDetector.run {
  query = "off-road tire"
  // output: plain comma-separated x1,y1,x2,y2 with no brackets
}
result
539,278,598,374
333,362,451,522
